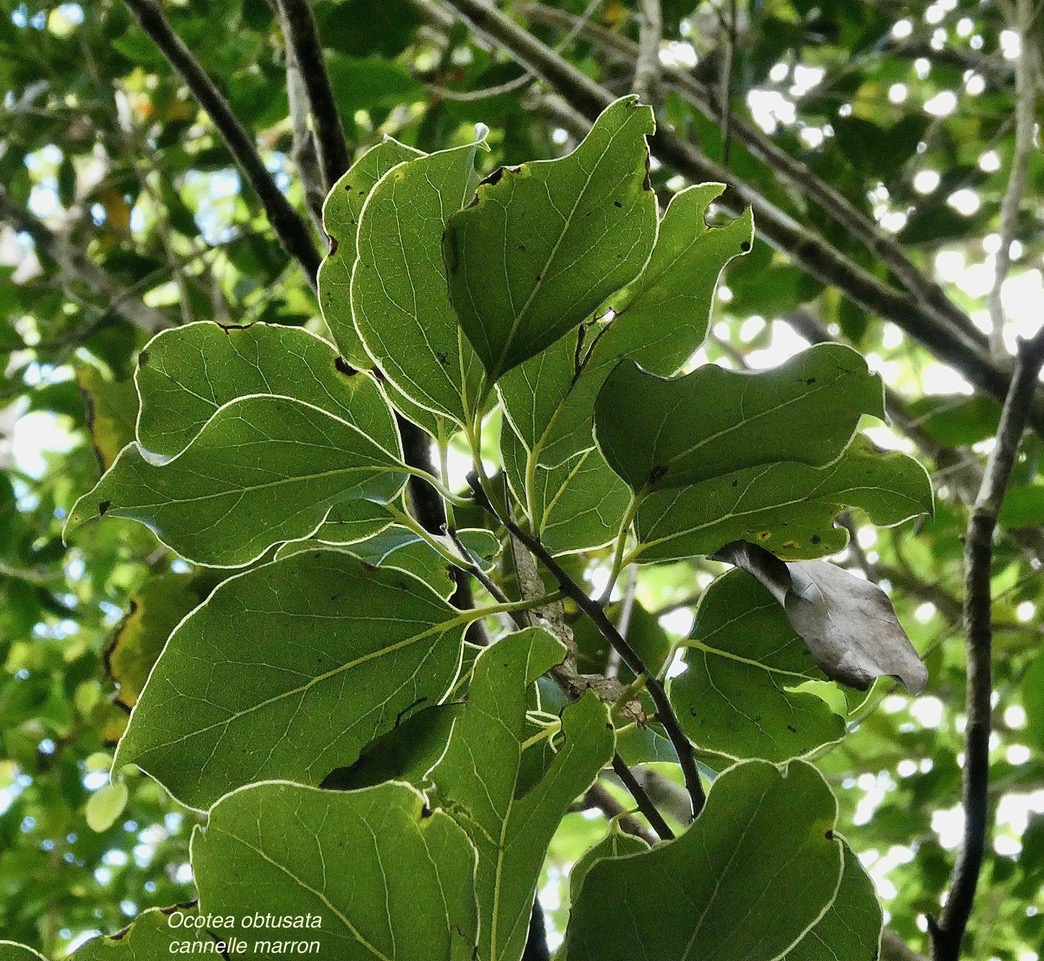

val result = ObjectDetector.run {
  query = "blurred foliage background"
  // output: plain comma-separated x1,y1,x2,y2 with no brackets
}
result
0,0,1041,958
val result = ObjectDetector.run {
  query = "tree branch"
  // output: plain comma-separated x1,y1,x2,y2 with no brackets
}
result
632,0,662,105
274,0,352,190
882,928,930,961
121,0,322,289
931,325,1044,961
488,505,705,821
0,186,171,336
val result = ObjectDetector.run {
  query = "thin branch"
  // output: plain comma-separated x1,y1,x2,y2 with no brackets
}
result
882,928,930,961
489,504,705,820
583,781,657,843
435,0,1044,438
633,0,662,106
987,0,1038,357
274,0,352,190
610,755,675,840
0,186,171,335
276,0,326,230
930,325,1044,961
121,0,322,288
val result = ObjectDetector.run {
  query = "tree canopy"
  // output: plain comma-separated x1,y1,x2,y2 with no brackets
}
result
0,2,1042,960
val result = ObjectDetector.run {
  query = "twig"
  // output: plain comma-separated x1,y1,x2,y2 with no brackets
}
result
0,186,171,335
882,927,929,961
930,325,1044,961
633,0,662,106
121,0,322,288
489,505,705,820
274,0,352,189
611,755,675,840
987,0,1038,358
607,564,639,678
434,0,1044,438
583,781,657,843
276,2,326,230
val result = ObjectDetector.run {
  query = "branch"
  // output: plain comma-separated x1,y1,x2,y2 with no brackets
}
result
931,325,1044,961
632,0,662,105
583,781,657,843
987,0,1038,357
0,186,171,336
274,0,352,189
121,0,322,289
882,928,930,961
610,755,675,840
492,507,705,820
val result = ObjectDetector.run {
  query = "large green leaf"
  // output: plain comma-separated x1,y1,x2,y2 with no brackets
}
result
595,344,885,493
497,185,752,554
432,628,615,961
134,321,400,459
445,96,657,382
192,781,478,961
352,139,487,433
66,394,407,567
634,434,933,562
71,907,211,957
319,139,423,368
565,760,844,961
780,842,882,961
670,568,845,761
114,550,468,810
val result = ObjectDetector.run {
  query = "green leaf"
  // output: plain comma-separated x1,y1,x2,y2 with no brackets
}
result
780,842,882,961
634,434,933,562
599,183,753,374
905,393,1002,447
595,344,885,493
432,628,615,961
353,139,487,433
670,568,845,761
277,524,499,599
84,781,129,832
502,425,631,554
303,498,397,546
497,186,752,554
66,394,407,567
191,781,478,961
107,571,215,709
134,321,400,459
445,96,657,382
114,550,468,809
71,907,211,957
320,139,423,368
565,760,844,961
